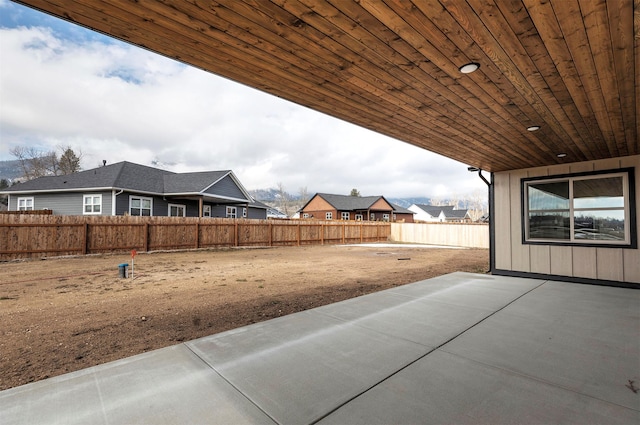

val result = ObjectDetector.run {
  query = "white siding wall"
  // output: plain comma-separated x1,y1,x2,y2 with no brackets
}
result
494,155,639,284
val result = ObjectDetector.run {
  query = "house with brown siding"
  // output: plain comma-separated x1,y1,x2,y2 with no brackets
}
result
299,193,414,223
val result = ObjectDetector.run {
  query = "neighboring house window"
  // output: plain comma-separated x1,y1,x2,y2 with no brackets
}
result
226,206,237,218
203,205,211,217
326,212,332,220
382,213,390,222
523,169,635,246
303,213,310,219
83,194,102,215
169,204,186,217
355,214,363,221
130,196,152,216
341,212,350,220
393,214,397,221
17,197,34,211
370,213,375,220
242,207,247,218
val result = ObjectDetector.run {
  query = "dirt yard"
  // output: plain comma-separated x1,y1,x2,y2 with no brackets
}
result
0,244,488,391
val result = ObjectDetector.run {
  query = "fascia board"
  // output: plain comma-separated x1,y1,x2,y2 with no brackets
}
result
0,186,118,195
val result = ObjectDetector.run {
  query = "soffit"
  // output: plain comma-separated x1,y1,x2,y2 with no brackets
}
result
16,0,639,172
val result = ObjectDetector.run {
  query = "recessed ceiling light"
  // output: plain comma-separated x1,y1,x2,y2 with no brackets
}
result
459,62,480,74
527,125,541,131
557,153,567,158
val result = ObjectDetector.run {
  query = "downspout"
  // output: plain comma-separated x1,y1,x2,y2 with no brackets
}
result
112,189,124,216
468,167,494,274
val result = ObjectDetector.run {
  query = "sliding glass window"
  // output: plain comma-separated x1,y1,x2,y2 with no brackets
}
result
523,170,634,247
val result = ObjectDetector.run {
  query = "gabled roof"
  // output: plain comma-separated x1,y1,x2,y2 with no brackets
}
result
390,203,414,215
412,204,468,219
414,204,446,218
163,171,230,194
1,161,250,201
1,161,164,193
307,193,394,212
247,199,270,210
446,209,471,219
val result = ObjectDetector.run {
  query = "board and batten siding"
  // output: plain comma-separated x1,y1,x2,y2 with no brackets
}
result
494,155,639,284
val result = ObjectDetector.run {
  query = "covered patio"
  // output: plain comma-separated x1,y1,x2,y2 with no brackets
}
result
2,272,638,424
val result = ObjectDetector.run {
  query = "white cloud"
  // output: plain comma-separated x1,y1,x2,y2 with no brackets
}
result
0,21,487,199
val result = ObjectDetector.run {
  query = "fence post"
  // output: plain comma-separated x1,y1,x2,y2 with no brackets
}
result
360,222,363,243
321,223,324,245
297,222,301,246
195,222,200,249
342,223,345,244
234,220,238,247
83,222,88,255
144,223,149,252
269,221,273,246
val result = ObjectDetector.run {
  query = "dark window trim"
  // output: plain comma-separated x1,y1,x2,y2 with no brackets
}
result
520,167,636,249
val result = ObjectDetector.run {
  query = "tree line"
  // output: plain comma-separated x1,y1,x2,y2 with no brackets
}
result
10,146,82,180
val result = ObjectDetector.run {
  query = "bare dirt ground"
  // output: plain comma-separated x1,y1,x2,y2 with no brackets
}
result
0,244,488,391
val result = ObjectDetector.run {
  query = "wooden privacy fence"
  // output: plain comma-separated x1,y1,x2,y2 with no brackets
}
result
390,222,489,248
0,215,391,260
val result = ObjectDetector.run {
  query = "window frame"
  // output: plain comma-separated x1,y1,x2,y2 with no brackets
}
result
168,203,186,217
341,211,350,220
129,195,153,216
17,197,34,211
325,212,332,220
83,194,102,215
226,206,237,218
521,168,636,248
202,205,211,217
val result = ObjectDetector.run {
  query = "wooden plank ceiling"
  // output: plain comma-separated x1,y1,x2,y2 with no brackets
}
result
16,0,639,172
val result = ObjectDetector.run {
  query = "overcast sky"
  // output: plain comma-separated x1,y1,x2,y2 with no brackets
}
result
0,1,487,199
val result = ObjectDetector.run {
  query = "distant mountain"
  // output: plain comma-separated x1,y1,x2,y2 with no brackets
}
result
248,190,478,210
248,188,301,202
387,197,432,208
0,160,23,182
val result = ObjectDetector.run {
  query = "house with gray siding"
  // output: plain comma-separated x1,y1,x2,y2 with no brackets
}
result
0,161,266,219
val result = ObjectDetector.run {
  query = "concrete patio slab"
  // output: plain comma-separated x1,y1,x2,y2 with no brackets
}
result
317,349,639,425
0,344,276,425
441,280,640,411
187,310,431,424
1,273,638,425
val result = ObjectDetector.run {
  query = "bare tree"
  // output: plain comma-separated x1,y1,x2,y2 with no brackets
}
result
465,188,487,221
276,182,290,216
429,196,443,206
10,145,82,180
298,186,309,204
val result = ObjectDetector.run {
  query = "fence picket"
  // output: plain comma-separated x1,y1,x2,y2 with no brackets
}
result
0,215,391,260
